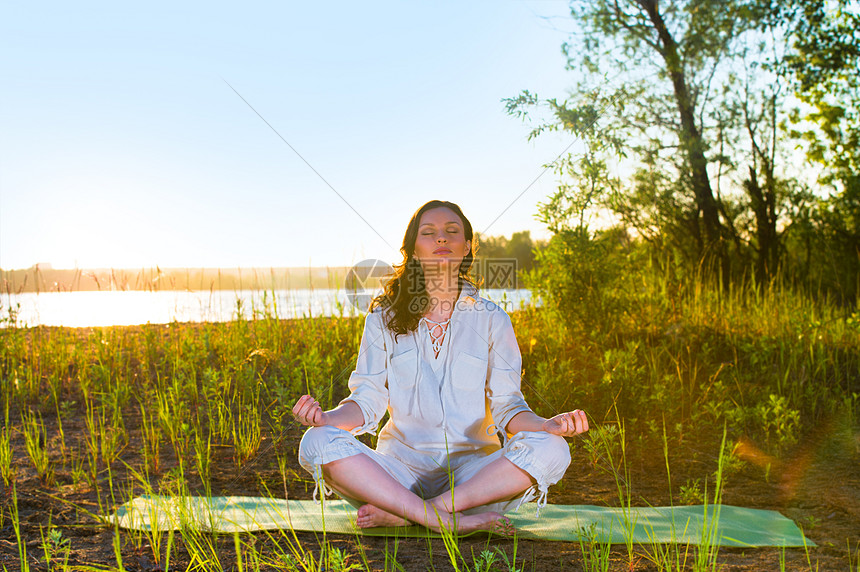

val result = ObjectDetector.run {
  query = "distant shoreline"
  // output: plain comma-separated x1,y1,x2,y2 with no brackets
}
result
0,266,359,294
1,286,534,328
1,260,524,294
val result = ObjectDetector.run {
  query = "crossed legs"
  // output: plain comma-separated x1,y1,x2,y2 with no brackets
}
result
322,452,533,532
298,426,570,534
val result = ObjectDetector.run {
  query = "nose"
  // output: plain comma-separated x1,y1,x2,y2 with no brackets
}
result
436,232,447,243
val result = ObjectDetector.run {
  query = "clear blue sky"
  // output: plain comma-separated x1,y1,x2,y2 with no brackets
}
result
1,1,582,270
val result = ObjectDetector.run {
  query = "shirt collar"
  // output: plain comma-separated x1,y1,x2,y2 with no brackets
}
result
458,281,479,306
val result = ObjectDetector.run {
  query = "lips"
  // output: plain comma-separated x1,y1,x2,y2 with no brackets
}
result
433,248,452,254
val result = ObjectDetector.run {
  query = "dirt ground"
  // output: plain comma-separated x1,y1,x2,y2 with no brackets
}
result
1,409,858,572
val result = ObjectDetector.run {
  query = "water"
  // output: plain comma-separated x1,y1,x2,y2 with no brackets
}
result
0,288,534,328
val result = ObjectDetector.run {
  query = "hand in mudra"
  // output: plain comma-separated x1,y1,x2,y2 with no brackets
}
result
542,409,589,437
292,394,326,427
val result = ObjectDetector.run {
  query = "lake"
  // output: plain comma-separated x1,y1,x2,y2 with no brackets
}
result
0,288,534,328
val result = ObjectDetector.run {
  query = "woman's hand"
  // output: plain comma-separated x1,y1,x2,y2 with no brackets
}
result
542,410,589,437
292,394,327,427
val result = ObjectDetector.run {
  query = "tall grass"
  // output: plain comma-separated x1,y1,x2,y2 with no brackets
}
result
0,267,856,569
22,409,54,485
0,405,13,486
10,484,30,572
518,265,859,458
849,539,860,572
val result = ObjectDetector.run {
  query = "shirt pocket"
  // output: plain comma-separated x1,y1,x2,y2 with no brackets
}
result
451,352,489,422
452,352,489,392
388,348,418,413
390,348,418,386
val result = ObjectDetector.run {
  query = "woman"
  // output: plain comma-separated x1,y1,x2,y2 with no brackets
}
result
292,200,588,534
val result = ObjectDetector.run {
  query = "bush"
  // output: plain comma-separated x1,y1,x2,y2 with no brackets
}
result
524,226,631,338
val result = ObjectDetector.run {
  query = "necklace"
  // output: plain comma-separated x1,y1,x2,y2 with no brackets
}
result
422,316,450,357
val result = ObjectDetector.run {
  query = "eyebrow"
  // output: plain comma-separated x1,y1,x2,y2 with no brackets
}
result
419,221,462,227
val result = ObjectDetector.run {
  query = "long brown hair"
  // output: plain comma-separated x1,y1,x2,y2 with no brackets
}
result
370,200,479,340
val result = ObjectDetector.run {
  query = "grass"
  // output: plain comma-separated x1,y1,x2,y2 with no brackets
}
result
9,484,29,572
0,269,858,570
0,411,14,487
849,539,860,572
21,409,54,485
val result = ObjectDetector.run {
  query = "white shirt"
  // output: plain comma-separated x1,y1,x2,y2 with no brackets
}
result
342,283,533,472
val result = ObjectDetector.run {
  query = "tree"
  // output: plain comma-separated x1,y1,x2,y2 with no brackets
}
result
473,231,545,288
565,0,760,274
502,92,630,334
509,0,841,288
785,1,860,301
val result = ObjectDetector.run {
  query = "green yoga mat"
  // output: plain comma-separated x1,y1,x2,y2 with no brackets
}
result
110,496,813,547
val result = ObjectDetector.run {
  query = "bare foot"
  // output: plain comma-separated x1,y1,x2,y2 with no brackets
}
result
356,504,411,528
423,511,514,536
454,511,515,536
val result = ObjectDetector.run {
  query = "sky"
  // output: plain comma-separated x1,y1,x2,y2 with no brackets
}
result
1,1,584,270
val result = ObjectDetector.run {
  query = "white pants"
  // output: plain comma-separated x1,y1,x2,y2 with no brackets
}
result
298,426,571,516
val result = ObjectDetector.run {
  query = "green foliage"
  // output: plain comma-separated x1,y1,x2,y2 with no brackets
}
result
525,226,631,337
725,394,801,454
0,424,14,487
518,245,860,457
581,425,623,472
849,539,860,572
510,0,860,301
22,409,54,485
577,522,612,572
473,230,545,288
679,478,704,505
0,403,13,486
516,0,860,437
782,0,860,302
0,260,856,567
40,525,71,571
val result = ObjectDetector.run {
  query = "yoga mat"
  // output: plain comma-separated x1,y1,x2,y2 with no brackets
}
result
110,496,814,547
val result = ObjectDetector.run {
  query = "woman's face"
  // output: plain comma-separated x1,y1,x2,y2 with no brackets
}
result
413,206,471,275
